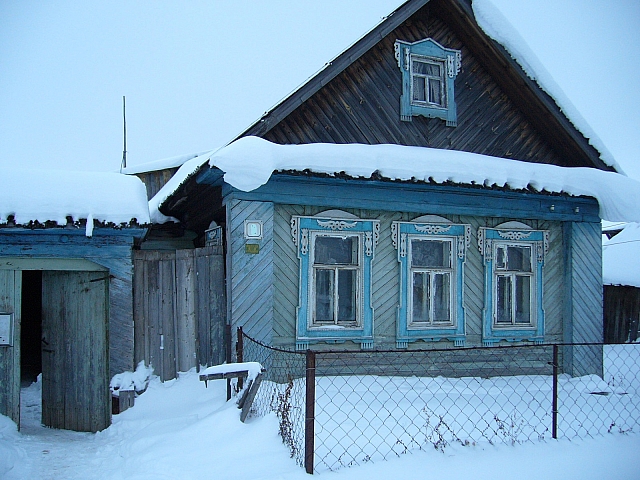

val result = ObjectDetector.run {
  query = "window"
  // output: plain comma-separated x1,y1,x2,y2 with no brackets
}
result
411,57,446,108
395,38,461,126
292,213,379,350
478,224,548,346
312,235,360,326
393,219,470,348
495,245,532,326
410,239,452,325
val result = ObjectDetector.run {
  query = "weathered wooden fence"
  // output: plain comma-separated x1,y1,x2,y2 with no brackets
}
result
133,246,225,381
604,285,640,343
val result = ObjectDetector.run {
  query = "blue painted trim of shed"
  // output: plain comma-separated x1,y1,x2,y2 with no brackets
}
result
203,172,600,223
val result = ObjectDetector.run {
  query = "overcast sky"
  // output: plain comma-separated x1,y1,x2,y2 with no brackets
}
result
1,1,639,179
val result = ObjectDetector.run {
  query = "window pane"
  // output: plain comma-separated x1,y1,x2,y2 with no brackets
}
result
507,246,531,272
337,269,357,322
413,60,440,76
411,240,450,268
496,245,507,270
413,76,426,102
496,275,512,323
315,236,358,265
433,273,450,322
412,272,430,322
428,79,442,106
515,275,531,324
315,269,334,322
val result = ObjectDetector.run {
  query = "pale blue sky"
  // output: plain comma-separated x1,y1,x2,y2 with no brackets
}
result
1,1,638,178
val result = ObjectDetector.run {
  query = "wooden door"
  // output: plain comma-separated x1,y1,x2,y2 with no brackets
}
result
0,270,21,425
41,271,110,432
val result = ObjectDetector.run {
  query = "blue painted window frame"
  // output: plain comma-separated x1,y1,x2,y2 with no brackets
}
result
478,227,549,346
292,215,379,351
392,221,470,348
394,38,461,126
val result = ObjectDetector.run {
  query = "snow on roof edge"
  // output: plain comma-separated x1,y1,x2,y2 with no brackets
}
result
0,168,151,230
603,222,640,288
472,0,623,174
121,150,213,175
149,148,221,224
204,137,640,224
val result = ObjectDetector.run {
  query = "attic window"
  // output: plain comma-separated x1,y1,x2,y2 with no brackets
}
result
395,38,461,126
411,56,446,108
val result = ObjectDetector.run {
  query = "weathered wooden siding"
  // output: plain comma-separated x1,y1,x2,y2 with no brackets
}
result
564,222,604,376
0,270,20,425
0,231,139,379
604,285,640,343
227,200,275,348
133,246,225,381
134,167,179,200
262,6,580,169
272,204,565,350
41,271,110,433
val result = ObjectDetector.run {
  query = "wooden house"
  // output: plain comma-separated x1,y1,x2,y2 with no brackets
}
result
0,169,148,432
153,0,638,376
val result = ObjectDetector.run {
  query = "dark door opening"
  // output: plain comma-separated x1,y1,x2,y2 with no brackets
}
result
20,270,42,386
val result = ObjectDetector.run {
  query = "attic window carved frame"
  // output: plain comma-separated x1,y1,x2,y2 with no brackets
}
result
392,219,470,348
478,224,549,346
394,38,461,126
291,212,379,351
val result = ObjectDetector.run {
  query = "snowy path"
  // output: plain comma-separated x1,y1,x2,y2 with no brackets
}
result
2,369,640,480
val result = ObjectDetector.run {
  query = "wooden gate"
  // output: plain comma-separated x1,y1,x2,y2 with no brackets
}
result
41,271,110,432
133,246,225,381
0,270,21,425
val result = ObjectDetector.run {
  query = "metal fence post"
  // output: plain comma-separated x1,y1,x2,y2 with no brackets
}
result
552,344,558,439
305,350,316,475
237,326,244,391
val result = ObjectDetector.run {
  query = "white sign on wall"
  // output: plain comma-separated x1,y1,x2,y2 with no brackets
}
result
0,314,14,346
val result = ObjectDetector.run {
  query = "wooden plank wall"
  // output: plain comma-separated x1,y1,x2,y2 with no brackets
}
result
0,231,136,381
261,7,576,169
41,271,110,432
273,204,566,350
0,270,20,425
566,222,604,376
604,285,640,343
133,246,224,381
227,200,275,348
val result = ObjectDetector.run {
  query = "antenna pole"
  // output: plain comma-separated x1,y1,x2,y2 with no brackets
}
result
121,96,127,171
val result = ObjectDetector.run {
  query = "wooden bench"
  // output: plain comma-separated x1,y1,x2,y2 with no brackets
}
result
199,362,265,423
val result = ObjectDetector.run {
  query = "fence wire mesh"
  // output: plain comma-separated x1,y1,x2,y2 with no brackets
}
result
240,333,307,467
239,332,640,474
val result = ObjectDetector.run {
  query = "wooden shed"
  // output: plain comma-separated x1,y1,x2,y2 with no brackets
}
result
603,223,640,343
0,169,148,432
153,0,639,377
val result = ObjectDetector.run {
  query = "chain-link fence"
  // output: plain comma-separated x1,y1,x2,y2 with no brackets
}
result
238,331,640,474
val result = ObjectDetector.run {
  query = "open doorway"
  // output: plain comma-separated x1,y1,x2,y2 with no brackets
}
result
20,270,42,387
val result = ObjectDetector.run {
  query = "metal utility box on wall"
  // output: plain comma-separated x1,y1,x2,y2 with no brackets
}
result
0,313,14,346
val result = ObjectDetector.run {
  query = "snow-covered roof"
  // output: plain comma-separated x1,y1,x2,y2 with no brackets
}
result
603,223,640,288
472,0,621,173
0,168,150,234
153,136,640,224
121,150,215,175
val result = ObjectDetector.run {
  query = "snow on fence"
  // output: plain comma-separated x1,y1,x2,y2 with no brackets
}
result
238,330,640,474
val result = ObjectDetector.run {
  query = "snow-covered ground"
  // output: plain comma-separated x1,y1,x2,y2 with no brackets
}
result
2,347,640,480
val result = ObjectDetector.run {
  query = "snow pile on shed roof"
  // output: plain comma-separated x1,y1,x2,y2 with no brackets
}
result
121,150,215,175
0,168,150,227
603,223,640,288
472,0,621,173
204,137,640,223
148,150,221,224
